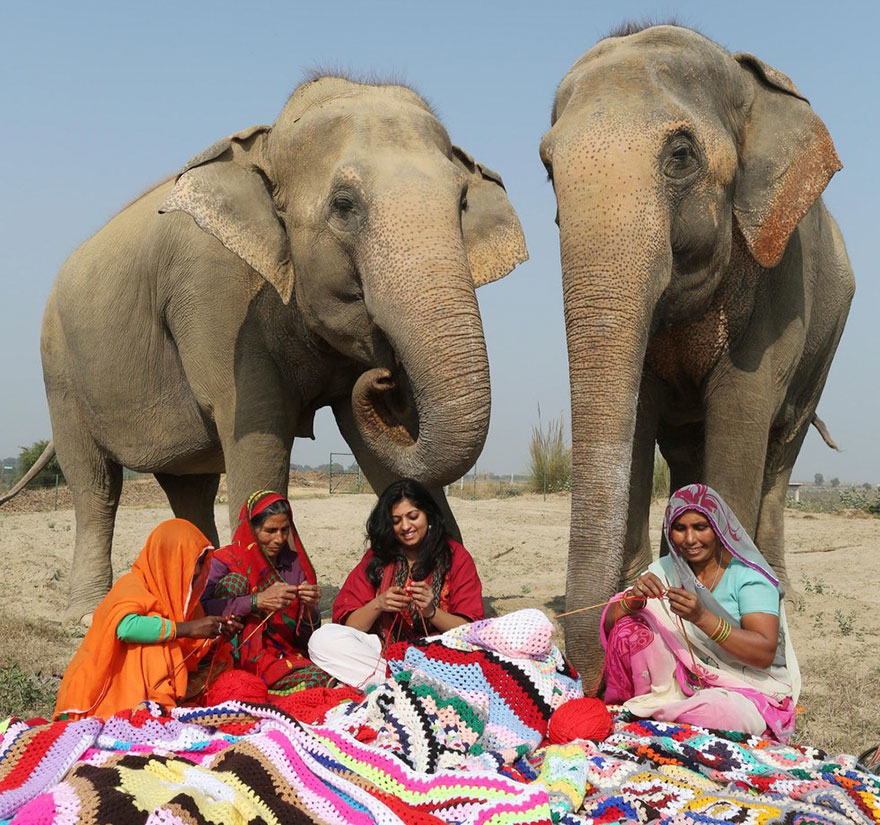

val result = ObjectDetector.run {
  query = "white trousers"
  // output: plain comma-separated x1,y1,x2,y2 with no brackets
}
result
308,623,388,688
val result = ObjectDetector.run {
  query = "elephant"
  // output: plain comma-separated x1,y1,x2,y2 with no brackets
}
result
34,74,527,620
539,25,853,681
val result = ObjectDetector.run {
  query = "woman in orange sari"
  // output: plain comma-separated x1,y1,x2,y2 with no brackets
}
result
54,519,240,720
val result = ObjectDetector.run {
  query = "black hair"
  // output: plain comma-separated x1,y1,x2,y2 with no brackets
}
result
250,498,291,528
365,478,451,588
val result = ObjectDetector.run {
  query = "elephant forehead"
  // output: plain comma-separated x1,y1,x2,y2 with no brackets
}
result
274,101,451,160
555,35,744,133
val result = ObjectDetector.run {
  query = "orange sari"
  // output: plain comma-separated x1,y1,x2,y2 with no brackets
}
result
54,519,214,720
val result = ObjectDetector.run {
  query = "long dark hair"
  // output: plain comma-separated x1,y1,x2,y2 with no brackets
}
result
365,478,451,587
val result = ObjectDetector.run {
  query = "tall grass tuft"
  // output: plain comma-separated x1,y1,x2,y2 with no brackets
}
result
529,413,571,494
652,448,670,501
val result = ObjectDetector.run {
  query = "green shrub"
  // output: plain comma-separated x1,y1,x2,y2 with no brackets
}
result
16,440,65,489
528,414,571,494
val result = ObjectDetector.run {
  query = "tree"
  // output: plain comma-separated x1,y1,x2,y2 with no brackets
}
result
830,477,840,488
16,440,65,488
814,473,824,487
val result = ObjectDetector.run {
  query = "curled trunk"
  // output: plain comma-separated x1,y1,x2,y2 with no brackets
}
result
350,187,491,488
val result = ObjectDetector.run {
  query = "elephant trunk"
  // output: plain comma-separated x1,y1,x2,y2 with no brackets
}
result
556,143,670,685
351,184,490,488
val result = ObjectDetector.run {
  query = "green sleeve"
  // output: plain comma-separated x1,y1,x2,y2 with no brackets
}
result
116,613,175,643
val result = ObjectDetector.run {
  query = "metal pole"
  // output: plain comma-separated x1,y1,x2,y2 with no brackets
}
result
54,473,59,510
543,468,547,502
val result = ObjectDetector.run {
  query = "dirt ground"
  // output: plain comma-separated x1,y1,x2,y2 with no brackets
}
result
1,479,877,756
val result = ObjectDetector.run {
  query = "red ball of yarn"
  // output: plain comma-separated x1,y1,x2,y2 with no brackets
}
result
204,669,268,706
548,697,613,744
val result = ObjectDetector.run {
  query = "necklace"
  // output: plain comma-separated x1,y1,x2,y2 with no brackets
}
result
705,551,724,591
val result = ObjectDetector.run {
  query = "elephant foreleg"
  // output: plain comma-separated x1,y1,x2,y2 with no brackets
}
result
220,431,294,533
703,367,777,540
155,472,220,546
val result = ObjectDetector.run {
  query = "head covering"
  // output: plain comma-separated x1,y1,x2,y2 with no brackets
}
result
55,519,213,720
213,491,318,684
663,483,781,594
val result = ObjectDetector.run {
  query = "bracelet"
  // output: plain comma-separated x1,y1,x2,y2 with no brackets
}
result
621,589,646,613
710,617,732,644
425,603,437,621
250,593,258,614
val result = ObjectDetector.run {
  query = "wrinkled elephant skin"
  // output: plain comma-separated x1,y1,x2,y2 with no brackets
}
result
541,26,854,682
41,76,527,618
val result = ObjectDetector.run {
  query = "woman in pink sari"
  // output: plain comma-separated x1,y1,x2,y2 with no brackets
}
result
602,484,800,741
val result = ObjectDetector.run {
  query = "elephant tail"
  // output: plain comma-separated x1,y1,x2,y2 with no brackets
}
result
811,413,840,451
0,440,56,505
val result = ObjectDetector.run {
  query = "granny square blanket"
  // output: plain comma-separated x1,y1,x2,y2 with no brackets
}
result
1,608,878,824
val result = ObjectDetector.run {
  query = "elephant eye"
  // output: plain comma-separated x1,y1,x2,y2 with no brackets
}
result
331,194,356,213
663,135,700,180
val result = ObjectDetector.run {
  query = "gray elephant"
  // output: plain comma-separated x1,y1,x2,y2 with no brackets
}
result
540,25,853,680
36,75,526,620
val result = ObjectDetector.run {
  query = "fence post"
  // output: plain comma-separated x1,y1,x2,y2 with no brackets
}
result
54,473,60,511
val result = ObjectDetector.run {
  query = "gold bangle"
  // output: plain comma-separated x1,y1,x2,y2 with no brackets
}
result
709,616,725,640
711,618,732,644
621,589,645,613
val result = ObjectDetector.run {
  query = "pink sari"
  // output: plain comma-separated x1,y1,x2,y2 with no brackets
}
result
601,484,800,742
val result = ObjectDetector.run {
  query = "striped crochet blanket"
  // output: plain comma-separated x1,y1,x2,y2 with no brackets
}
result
1,609,878,824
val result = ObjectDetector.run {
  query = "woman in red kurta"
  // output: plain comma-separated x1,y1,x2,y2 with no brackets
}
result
308,478,484,687
202,491,331,692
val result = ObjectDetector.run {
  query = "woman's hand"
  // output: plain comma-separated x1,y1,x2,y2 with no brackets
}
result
256,582,299,612
177,615,243,640
665,586,705,623
406,580,436,617
375,585,410,613
630,572,666,600
296,582,321,607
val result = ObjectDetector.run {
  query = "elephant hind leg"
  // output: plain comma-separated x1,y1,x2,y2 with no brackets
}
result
154,473,221,547
63,449,123,621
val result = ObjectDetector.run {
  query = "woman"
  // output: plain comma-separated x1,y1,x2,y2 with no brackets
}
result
55,519,240,720
308,478,484,687
201,490,329,693
602,484,800,741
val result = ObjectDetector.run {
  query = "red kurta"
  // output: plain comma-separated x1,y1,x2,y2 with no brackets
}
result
332,540,484,642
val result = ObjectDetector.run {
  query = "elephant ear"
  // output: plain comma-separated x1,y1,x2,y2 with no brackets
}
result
451,145,528,286
732,53,841,269
159,125,295,304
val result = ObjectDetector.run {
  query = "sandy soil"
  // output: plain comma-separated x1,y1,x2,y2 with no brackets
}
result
1,479,877,755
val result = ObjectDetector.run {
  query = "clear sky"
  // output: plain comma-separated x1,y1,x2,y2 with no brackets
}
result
1,0,877,482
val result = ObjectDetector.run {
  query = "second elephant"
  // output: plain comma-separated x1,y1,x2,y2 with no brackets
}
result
540,25,853,680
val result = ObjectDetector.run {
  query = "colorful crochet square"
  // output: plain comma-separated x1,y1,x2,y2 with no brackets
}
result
1,609,878,824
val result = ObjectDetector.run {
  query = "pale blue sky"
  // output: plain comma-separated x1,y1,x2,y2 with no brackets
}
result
1,0,876,481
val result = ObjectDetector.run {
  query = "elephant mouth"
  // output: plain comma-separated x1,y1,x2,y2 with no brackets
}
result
351,366,418,448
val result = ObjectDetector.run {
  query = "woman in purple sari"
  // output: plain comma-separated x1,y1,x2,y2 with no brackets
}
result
602,484,800,741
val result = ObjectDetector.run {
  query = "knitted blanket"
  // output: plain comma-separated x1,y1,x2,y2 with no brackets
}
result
1,609,878,824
